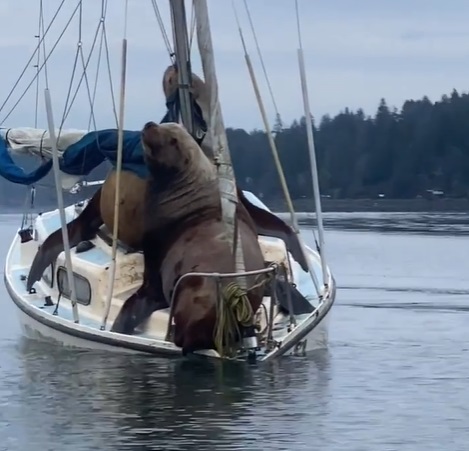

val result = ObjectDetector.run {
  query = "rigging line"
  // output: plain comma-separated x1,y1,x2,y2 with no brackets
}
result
76,0,99,131
82,0,110,178
294,0,304,52
34,0,51,132
88,22,106,131
79,43,99,132
153,0,173,56
102,22,119,127
40,4,50,90
61,20,104,127
34,0,44,128
99,0,118,128
88,0,110,131
58,0,85,137
232,1,322,293
78,0,83,44
88,0,119,130
58,47,81,136
150,0,174,61
0,1,82,126
0,0,67,116
242,0,281,120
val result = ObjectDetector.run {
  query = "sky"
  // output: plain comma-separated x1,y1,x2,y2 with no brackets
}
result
1,0,469,132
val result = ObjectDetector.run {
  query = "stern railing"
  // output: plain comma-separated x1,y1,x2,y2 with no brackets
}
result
164,264,282,356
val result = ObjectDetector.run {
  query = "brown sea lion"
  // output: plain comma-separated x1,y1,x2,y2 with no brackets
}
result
162,65,213,159
25,66,308,292
25,168,144,291
26,187,104,291
111,121,266,354
99,169,146,249
25,165,307,292
160,64,308,270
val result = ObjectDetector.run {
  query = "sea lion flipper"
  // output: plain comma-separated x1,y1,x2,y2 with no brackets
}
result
112,247,168,335
238,189,309,272
275,279,315,315
26,189,104,291
111,281,168,334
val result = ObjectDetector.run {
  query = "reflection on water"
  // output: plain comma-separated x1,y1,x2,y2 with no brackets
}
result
8,339,331,450
1,212,469,450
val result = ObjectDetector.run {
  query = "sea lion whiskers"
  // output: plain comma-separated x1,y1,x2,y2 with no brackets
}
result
142,122,214,179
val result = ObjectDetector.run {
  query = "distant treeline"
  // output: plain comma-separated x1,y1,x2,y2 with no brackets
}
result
1,89,468,211
228,89,469,201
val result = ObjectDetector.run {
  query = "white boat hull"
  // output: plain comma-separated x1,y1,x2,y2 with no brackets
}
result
16,303,138,355
4,194,336,362
12,284,333,357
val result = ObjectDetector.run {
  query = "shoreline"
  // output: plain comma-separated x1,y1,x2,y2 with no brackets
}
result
268,197,469,213
1,198,469,215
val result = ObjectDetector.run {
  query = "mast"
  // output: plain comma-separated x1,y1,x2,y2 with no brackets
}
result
169,0,194,134
169,0,246,280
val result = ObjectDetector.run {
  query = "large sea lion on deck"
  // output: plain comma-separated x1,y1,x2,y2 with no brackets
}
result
25,166,307,293
110,121,266,354
25,66,308,292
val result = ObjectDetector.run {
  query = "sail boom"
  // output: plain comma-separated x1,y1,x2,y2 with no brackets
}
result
0,127,88,159
0,126,145,189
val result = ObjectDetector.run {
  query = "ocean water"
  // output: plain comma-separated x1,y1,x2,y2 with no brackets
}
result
0,211,468,451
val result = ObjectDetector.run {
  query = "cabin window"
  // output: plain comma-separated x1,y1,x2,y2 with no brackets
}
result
56,266,91,306
42,263,54,288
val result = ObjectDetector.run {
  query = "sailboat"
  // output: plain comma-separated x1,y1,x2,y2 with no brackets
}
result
1,0,336,362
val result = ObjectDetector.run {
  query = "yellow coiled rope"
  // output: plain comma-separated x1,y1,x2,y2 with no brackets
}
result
213,272,273,358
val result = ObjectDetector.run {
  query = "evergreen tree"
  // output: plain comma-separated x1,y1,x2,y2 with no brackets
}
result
3,89,469,209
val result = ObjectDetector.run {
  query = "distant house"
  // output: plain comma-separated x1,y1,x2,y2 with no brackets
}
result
424,189,444,199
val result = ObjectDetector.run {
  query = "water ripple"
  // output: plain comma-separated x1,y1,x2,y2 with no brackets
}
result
1,213,469,450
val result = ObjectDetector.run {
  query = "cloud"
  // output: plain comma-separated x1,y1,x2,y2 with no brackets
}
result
0,0,469,131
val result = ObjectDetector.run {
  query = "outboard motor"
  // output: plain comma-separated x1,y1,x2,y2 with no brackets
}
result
242,324,259,362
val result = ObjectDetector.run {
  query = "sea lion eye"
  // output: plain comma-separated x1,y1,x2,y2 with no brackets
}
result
170,138,177,146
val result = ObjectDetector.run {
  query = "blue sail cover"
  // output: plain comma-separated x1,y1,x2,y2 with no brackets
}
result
0,129,150,186
61,129,150,178
0,134,54,185
0,87,208,186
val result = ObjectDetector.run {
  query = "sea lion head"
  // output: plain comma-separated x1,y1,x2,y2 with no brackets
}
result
162,65,213,161
162,65,208,104
141,120,218,184
141,121,194,171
